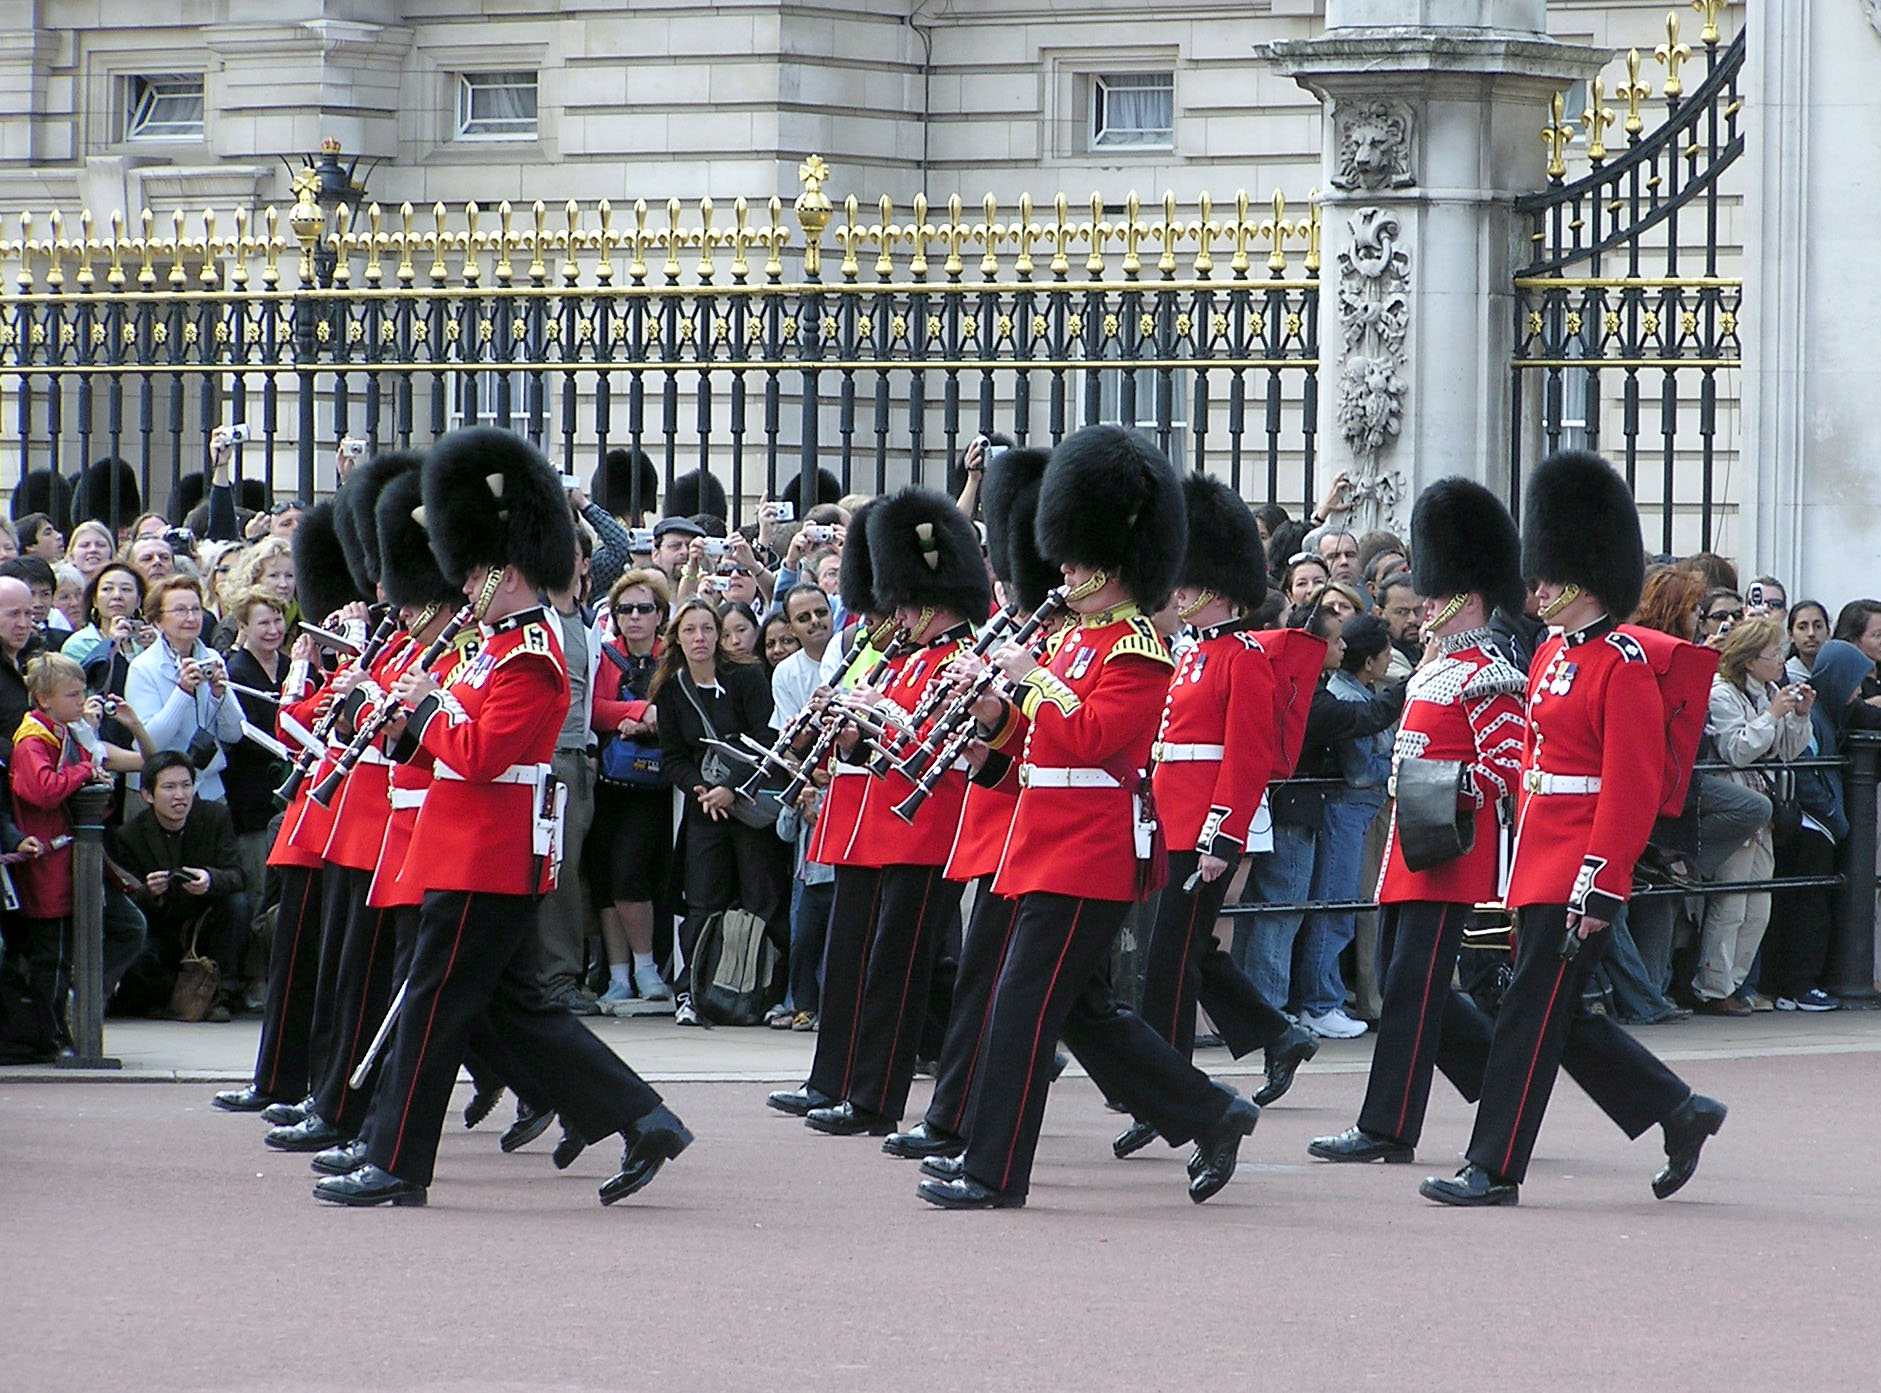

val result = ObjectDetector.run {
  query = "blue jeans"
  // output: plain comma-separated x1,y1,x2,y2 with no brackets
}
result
1593,904,1681,1023
1234,821,1316,1010
1297,795,1384,1018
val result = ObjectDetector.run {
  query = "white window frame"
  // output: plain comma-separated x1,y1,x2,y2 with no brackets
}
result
450,369,554,437
1097,365,1189,471
454,71,539,142
125,74,205,143
1090,71,1174,152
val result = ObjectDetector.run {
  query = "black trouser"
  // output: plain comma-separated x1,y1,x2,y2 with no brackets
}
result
789,879,834,1015
806,865,884,1100
365,889,664,1188
676,807,784,971
961,893,1233,1201
303,864,357,1105
1140,850,1293,1060
924,880,1022,1137
312,871,399,1138
1357,901,1496,1145
840,863,960,1124
249,865,324,1100
114,891,249,1015
1465,903,1691,1184
1765,827,1837,999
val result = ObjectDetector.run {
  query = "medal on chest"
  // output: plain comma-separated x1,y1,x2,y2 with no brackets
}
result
1543,652,1577,698
1181,650,1206,686
1067,645,1096,680
462,652,498,689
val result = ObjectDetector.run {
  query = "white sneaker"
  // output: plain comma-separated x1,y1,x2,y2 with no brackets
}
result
674,995,700,1027
1301,1007,1369,1039
635,963,672,1001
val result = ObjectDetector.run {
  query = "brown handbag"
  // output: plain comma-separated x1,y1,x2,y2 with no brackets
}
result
166,913,221,1023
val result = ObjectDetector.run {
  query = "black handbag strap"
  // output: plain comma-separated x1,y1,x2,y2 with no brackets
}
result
678,670,730,750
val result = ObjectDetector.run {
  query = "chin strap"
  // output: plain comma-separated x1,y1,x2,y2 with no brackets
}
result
913,606,935,642
408,602,441,635
1177,588,1215,622
1425,593,1467,636
1538,583,1582,623
1066,567,1109,604
471,567,505,623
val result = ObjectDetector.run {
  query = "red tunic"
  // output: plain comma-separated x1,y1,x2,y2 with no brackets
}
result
369,629,480,909
944,756,1020,883
806,639,892,870
1253,627,1332,780
1619,624,1720,817
987,604,1172,903
852,627,972,868
320,632,412,872
1151,621,1277,859
1376,629,1527,905
401,606,570,897
1504,620,1663,921
268,663,333,871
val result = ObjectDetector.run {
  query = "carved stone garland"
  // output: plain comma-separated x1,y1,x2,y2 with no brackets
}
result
1335,206,1410,533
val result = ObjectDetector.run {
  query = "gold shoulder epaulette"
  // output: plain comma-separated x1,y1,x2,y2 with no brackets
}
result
1106,624,1174,668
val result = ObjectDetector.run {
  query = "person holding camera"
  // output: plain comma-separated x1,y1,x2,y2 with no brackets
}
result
123,575,245,805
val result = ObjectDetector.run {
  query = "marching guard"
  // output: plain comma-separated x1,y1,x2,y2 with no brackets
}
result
313,427,690,1207
1419,451,1727,1207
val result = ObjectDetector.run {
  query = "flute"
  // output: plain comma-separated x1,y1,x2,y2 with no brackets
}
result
274,608,400,802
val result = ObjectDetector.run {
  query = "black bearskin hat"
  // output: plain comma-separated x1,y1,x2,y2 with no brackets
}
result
170,471,207,525
1036,425,1187,609
292,500,365,626
335,451,421,594
1520,449,1645,618
72,456,140,529
665,468,728,524
1411,477,1524,619
1180,472,1267,611
867,487,992,621
376,467,461,611
781,466,843,515
981,446,1054,612
592,448,659,519
422,427,576,593
12,468,73,527
839,497,881,617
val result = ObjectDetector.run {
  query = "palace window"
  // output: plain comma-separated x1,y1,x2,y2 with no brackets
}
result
455,72,539,141
125,75,204,141
1090,72,1174,150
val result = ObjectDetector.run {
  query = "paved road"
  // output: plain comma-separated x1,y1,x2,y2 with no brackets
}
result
4,1014,1878,1392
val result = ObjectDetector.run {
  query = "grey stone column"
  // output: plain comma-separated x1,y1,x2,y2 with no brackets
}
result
1261,0,1603,533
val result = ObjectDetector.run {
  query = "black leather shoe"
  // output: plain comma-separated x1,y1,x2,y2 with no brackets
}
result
499,1101,554,1154
882,1121,965,1160
260,1094,314,1127
599,1105,694,1205
463,1083,504,1130
1252,1024,1320,1107
1308,1125,1414,1165
917,1176,1024,1210
920,1153,965,1181
1420,1163,1518,1207
805,1100,895,1136
312,1163,426,1207
212,1085,279,1113
765,1084,833,1117
265,1116,347,1152
1112,1119,1160,1159
553,1125,589,1171
1188,1096,1261,1203
310,1138,369,1176
1653,1093,1727,1199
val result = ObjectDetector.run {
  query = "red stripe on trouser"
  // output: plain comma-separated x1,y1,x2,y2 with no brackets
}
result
999,900,1084,1193
1394,904,1454,1139
261,872,317,1091
870,868,936,1112
339,909,387,1098
948,895,1019,1133
837,874,887,1097
388,897,474,1174
1499,958,1571,1178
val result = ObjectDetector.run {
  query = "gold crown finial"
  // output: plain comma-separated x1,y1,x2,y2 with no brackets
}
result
795,154,834,277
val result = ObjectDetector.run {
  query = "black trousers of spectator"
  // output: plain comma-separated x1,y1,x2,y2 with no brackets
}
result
805,865,884,1101
1465,904,1691,1184
6,908,145,1050
1357,901,1495,1146
312,872,398,1138
116,894,251,1016
303,864,358,1109
366,889,664,1188
1765,827,1837,999
841,864,961,1124
1140,851,1294,1060
789,878,834,1015
961,893,1233,1201
924,879,1021,1137
675,806,785,971
249,865,323,1101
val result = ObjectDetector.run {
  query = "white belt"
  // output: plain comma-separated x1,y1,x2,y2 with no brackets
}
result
1019,764,1120,789
355,746,391,767
388,788,427,811
1524,771,1601,795
432,761,549,786
830,762,869,778
1154,742,1225,763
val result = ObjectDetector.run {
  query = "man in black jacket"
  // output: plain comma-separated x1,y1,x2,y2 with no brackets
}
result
109,750,250,1019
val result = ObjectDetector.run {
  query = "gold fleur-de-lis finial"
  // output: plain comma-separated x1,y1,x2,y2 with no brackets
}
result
1542,90,1575,181
1579,76,1616,162
1691,0,1722,47
1620,48,1653,139
1656,11,1691,100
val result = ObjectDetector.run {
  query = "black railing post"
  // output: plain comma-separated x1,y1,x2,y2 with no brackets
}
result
55,785,121,1070
1831,731,1881,1007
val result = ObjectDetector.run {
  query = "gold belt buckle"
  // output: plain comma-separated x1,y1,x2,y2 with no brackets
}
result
1151,741,1165,762
1524,769,1542,793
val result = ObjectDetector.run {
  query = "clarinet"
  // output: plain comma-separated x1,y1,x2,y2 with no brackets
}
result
309,604,475,807
274,609,400,802
771,628,915,804
903,604,1018,726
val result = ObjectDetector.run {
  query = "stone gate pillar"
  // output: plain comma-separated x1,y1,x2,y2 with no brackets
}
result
1261,1,1602,533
